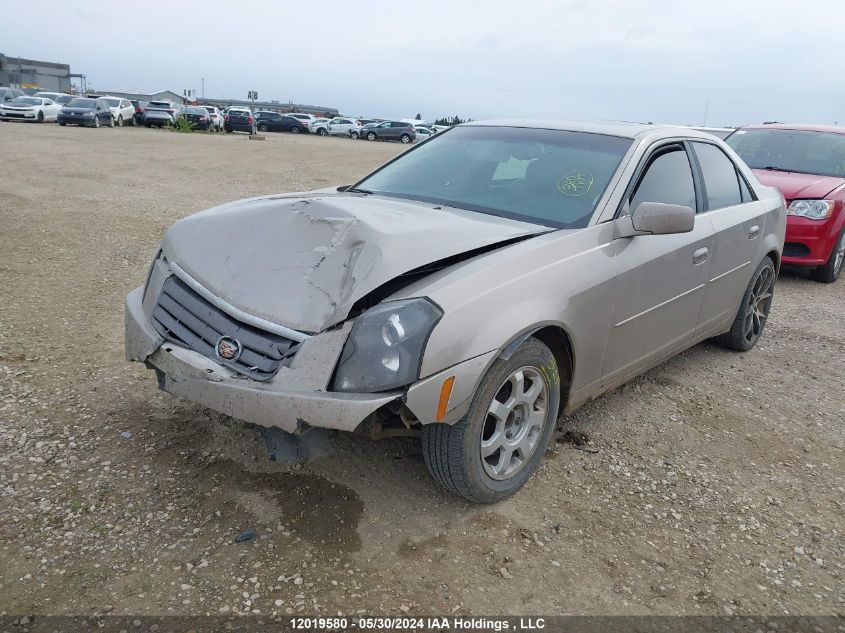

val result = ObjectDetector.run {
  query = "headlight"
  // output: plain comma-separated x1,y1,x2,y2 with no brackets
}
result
332,298,442,392
788,199,834,220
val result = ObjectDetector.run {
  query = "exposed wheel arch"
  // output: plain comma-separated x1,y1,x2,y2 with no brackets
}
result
499,324,574,415
766,249,781,274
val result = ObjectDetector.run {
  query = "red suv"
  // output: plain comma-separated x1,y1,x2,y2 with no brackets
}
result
726,124,845,282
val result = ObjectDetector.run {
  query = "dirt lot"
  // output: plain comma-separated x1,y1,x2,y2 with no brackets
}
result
0,123,842,619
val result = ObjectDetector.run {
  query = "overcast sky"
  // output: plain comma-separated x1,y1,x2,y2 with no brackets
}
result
2,0,843,125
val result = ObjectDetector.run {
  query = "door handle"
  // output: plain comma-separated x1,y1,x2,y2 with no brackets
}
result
749,225,760,239
692,247,709,265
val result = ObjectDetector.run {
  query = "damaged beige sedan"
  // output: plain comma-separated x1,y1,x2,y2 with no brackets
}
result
126,121,786,502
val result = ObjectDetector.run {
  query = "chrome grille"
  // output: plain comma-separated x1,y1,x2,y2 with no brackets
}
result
151,276,299,381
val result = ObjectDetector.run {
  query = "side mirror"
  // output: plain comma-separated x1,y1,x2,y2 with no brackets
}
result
615,202,695,238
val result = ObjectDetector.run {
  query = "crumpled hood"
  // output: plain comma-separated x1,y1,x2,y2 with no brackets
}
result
161,193,548,333
753,169,845,200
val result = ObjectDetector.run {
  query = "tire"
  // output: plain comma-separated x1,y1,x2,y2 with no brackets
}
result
291,126,300,134
93,116,100,128
258,123,268,132
400,134,411,144
144,123,151,128
37,111,44,123
59,122,66,126
349,132,359,140
317,128,328,136
366,132,376,141
117,115,123,127
108,116,114,128
810,228,845,283
714,256,776,351
422,337,561,503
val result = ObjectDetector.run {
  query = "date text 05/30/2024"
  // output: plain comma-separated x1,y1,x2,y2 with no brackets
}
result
289,617,546,630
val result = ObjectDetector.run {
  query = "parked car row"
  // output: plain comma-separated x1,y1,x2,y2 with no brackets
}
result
0,90,436,142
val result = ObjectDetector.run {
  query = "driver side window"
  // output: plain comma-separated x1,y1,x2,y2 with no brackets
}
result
630,146,697,213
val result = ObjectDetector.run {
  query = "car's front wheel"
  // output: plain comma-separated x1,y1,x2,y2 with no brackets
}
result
117,114,123,126
422,337,560,503
349,131,359,139
811,228,845,283
258,123,268,132
714,256,776,351
318,128,328,136
37,111,44,122
291,126,300,134
93,116,100,128
366,132,376,141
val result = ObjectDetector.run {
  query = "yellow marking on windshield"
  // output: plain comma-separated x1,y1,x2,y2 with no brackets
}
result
557,170,594,197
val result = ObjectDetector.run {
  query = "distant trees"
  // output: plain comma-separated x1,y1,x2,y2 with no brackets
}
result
433,115,469,126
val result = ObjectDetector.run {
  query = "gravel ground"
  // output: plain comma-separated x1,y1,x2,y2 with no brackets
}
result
0,123,842,618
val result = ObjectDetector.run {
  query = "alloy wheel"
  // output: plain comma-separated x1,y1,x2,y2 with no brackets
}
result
743,265,774,344
481,367,548,480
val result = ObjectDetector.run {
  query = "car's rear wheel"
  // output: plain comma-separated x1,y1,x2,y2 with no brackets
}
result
810,228,845,283
400,134,411,144
714,256,776,351
422,337,560,503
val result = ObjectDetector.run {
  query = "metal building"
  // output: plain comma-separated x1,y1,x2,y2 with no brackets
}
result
0,54,74,92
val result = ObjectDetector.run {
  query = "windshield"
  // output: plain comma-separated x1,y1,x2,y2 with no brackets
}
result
355,126,632,228
67,98,95,108
726,128,845,178
104,98,121,107
12,97,42,105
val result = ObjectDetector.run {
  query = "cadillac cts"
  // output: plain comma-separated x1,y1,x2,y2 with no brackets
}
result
125,121,786,502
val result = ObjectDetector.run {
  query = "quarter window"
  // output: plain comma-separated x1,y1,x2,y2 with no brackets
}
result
692,142,743,210
630,146,697,213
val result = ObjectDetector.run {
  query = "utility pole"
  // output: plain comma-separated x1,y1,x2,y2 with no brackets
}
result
201,78,205,100
703,98,710,127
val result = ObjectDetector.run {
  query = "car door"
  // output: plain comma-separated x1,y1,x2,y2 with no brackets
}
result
44,99,59,119
602,142,715,387
690,141,767,336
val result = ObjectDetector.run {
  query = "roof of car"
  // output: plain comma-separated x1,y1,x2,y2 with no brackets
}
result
464,119,719,140
738,123,845,135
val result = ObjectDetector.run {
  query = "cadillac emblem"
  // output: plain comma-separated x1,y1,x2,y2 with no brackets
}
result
215,336,242,361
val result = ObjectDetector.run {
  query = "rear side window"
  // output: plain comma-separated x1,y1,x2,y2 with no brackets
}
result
630,146,696,212
692,142,743,210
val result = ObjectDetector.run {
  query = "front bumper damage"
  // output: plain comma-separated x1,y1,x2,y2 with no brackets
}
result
125,286,400,433
125,255,499,433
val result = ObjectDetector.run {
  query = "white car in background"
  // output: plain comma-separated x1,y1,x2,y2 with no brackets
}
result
286,112,315,127
33,91,75,107
0,96,62,122
313,116,362,138
414,126,435,141
100,96,136,126
202,105,224,131
308,117,329,133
